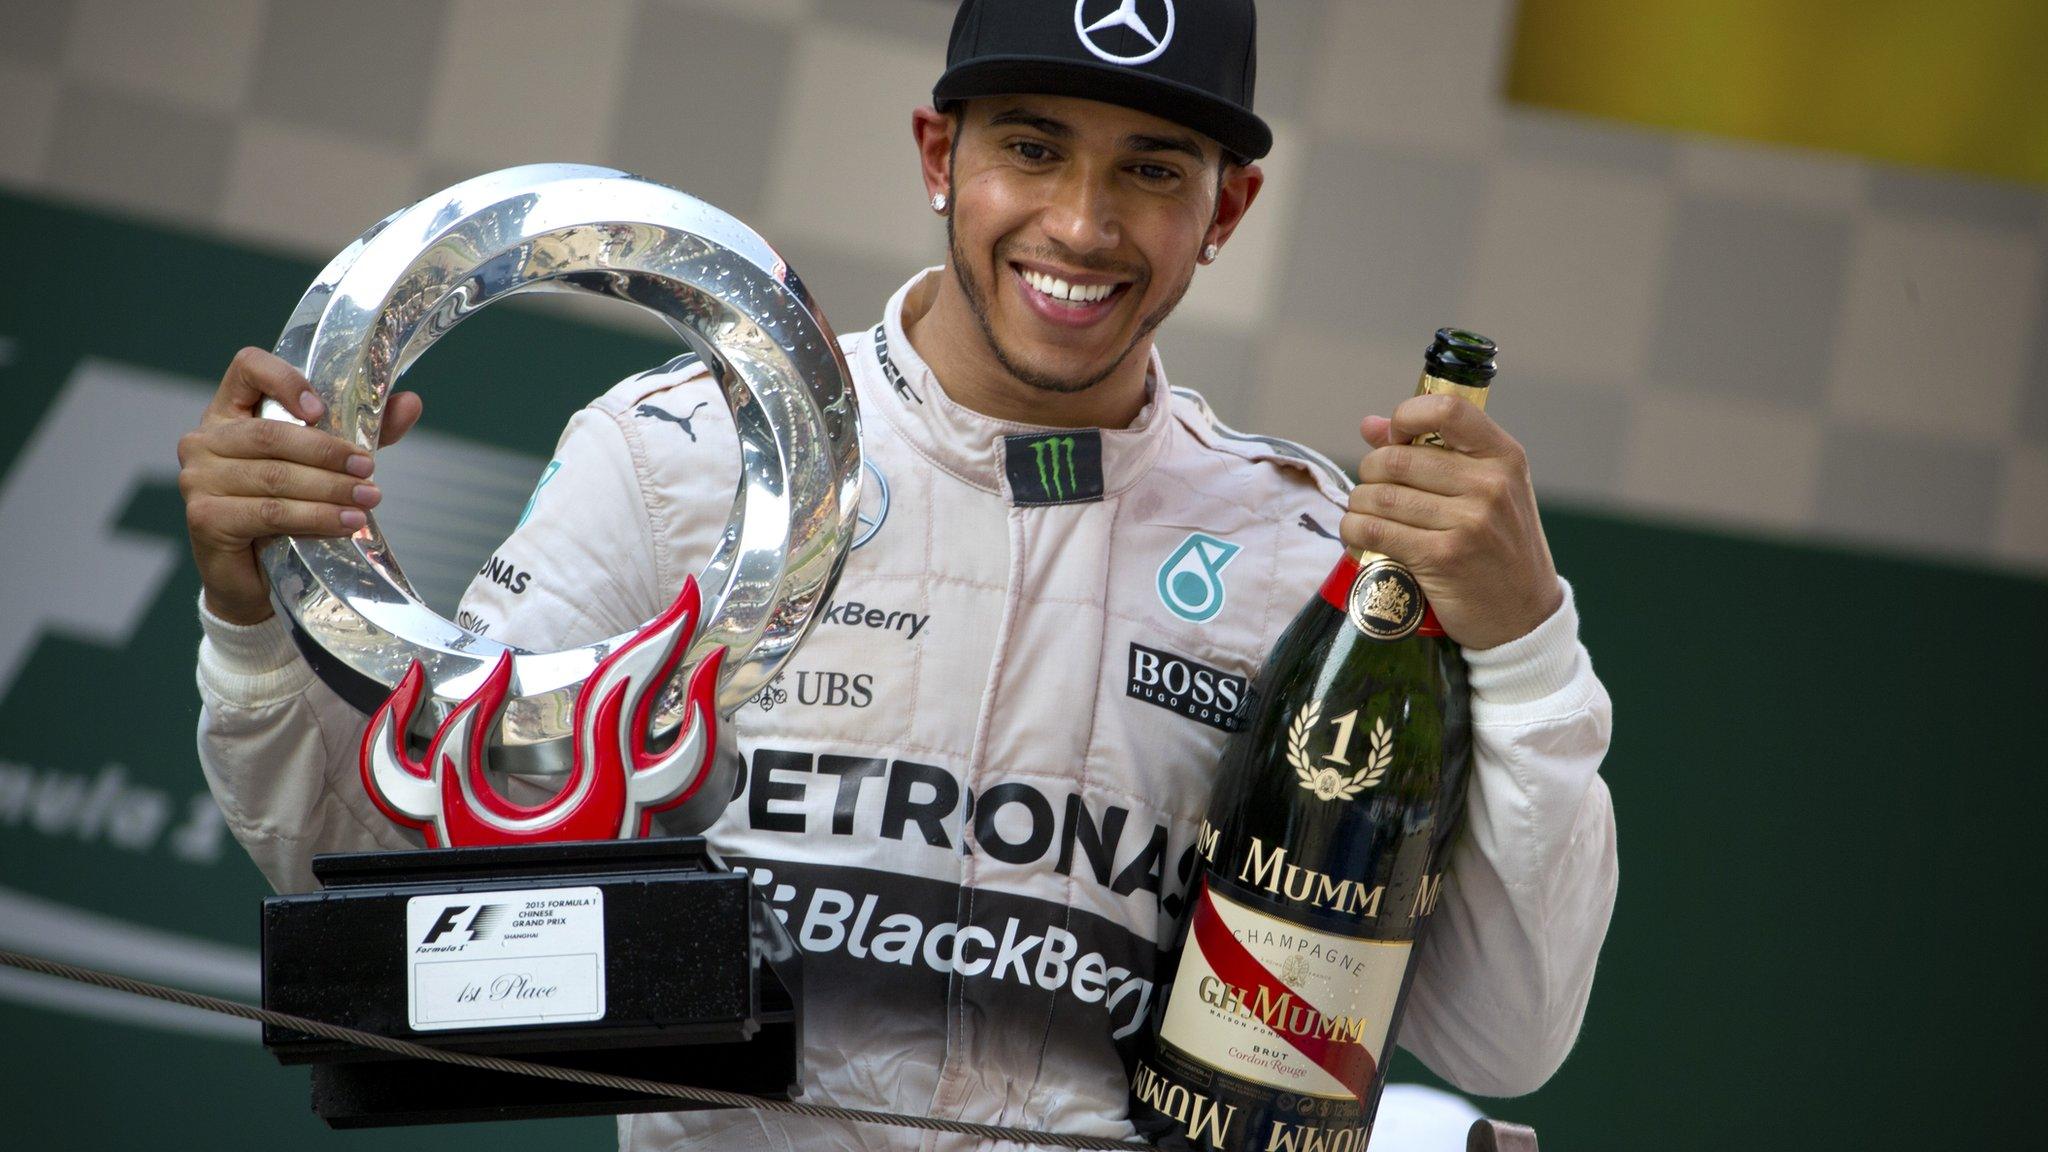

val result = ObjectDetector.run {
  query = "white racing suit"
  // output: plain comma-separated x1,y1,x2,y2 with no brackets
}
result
197,270,1618,1150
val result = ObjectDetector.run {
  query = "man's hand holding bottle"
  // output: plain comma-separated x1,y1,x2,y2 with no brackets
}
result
1341,394,1562,651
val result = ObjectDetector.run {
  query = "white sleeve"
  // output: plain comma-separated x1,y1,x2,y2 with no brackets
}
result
1398,577,1619,1097
194,404,665,894
194,599,417,894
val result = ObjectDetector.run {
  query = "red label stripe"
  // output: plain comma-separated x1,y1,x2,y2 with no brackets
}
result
1188,882,1377,1100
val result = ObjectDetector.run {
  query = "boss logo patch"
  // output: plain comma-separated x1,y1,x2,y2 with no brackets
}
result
1127,642,1247,732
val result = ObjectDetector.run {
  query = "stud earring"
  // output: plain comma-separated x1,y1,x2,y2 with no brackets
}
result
931,193,948,213
1201,243,1220,263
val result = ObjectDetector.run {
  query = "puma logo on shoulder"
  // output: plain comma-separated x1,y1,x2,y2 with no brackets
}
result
1298,513,1338,541
634,401,710,442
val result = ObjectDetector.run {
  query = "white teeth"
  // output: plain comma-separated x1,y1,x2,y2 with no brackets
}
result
1022,268,1117,304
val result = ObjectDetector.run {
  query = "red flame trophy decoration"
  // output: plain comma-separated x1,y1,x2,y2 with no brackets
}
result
254,167,861,1127
360,585,726,849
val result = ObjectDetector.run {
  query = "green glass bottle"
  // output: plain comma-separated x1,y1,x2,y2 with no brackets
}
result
1129,330,1497,1152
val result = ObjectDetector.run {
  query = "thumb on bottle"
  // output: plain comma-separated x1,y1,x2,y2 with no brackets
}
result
1360,414,1393,449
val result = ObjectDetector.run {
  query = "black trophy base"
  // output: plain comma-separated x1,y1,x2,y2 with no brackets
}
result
261,837,800,1128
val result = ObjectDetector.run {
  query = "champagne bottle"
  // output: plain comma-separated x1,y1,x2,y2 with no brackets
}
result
1129,330,1497,1152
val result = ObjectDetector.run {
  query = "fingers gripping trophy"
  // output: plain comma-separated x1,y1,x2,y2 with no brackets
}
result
239,165,861,1126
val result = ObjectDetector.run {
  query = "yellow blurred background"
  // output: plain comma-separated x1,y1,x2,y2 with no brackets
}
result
1509,0,2048,186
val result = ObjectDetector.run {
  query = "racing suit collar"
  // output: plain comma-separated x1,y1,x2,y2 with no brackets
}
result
873,267,1173,501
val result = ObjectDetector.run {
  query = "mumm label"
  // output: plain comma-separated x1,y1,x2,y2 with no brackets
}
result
1201,825,1445,922
1130,1060,1237,1146
1196,975,1371,1044
1202,824,1384,918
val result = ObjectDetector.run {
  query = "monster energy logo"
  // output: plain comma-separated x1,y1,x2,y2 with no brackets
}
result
1033,436,1078,500
1004,429,1104,505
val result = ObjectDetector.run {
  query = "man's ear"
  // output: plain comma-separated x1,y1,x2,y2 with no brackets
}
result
1206,162,1265,253
912,105,959,205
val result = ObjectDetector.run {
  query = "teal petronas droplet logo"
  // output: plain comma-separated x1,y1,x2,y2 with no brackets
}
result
1156,533,1240,623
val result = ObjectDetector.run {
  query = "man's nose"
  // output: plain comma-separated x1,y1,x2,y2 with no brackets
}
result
1040,166,1121,255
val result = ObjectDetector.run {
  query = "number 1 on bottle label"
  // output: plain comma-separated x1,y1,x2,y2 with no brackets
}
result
1324,709,1360,765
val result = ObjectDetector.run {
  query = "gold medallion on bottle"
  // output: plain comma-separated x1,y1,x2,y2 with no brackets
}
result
1347,558,1426,641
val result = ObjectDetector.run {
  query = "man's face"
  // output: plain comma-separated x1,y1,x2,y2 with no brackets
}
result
943,95,1225,394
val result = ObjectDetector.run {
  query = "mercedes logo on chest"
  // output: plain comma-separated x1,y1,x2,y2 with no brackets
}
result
853,458,889,550
1074,0,1176,66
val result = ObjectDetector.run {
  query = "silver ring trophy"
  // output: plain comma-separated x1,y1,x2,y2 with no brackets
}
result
257,165,854,1125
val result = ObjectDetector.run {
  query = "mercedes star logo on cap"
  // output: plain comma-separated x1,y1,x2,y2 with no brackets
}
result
937,0,1270,161
1075,0,1176,66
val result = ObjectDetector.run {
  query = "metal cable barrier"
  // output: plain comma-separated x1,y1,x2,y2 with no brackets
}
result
0,947,1146,1151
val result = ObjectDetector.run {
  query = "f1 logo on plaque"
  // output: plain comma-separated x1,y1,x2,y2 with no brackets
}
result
254,165,861,1128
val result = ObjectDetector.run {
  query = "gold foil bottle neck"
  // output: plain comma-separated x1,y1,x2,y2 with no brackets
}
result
1413,371,1490,447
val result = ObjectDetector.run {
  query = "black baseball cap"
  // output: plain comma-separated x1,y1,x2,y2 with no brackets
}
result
934,0,1272,162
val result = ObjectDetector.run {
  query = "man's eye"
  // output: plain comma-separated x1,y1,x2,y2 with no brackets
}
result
1013,141,1054,162
1134,164,1180,182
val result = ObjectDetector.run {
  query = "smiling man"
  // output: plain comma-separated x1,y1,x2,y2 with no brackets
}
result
183,2,1616,1149
906,92,1256,431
